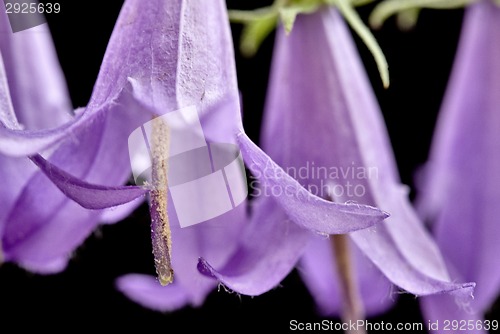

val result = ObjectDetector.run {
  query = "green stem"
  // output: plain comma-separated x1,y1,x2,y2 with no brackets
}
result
350,0,376,7
228,7,278,23
370,0,477,29
335,0,390,88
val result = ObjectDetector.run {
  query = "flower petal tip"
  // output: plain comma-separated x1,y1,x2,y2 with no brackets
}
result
442,281,476,303
116,274,191,313
463,281,476,297
197,257,216,279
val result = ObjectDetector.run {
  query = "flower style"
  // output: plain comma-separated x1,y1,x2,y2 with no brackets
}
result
198,5,475,321
417,1,500,331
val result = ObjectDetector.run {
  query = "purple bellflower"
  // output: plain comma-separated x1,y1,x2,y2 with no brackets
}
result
0,8,144,272
417,1,500,331
198,6,475,322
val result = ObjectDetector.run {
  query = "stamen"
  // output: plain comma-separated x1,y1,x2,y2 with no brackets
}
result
331,234,366,334
149,117,174,286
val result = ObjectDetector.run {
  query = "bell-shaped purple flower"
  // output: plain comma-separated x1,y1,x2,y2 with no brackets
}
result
417,1,500,331
0,7,144,272
199,6,474,320
114,0,391,310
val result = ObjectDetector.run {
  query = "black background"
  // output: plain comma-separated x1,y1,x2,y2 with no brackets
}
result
0,0,498,332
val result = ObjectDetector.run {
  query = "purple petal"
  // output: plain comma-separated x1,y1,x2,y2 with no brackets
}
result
198,197,311,296
0,10,72,130
261,9,399,193
169,195,246,305
0,9,84,157
0,2,152,269
116,274,191,312
416,1,500,312
2,98,148,269
0,111,91,156
95,0,242,132
4,200,103,272
30,154,146,210
0,53,19,130
0,0,241,157
17,0,243,206
100,196,145,224
350,225,475,298
15,256,68,275
120,195,247,309
297,237,342,315
0,54,37,229
299,235,394,317
238,133,388,234
0,155,35,231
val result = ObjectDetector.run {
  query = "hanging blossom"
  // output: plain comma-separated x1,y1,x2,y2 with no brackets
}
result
0,0,387,309
0,8,145,272
113,0,389,310
197,3,475,324
415,1,500,332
